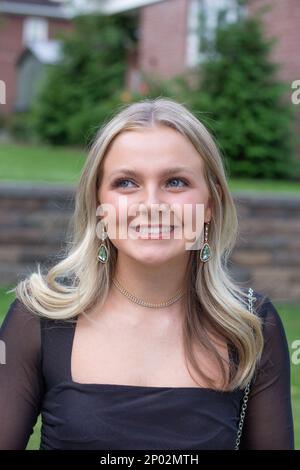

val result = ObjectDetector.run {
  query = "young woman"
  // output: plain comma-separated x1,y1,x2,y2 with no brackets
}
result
0,98,294,450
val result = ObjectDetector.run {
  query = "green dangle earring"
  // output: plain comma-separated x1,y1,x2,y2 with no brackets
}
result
97,220,109,264
200,221,211,263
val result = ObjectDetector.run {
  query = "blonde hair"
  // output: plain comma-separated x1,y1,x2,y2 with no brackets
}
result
12,97,265,391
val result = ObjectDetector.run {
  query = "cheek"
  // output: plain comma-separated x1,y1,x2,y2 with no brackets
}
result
173,190,208,228
98,187,116,205
179,187,209,205
98,187,126,213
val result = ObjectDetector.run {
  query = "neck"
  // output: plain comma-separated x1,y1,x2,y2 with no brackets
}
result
112,252,190,307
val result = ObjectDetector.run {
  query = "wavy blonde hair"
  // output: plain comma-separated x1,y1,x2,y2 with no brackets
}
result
12,97,265,391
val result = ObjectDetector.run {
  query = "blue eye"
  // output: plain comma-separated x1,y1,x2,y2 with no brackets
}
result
113,178,136,189
167,178,188,188
112,177,189,189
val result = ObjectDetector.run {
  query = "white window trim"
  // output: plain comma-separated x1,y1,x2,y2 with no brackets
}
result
0,1,70,19
186,0,202,68
185,0,241,68
71,0,164,15
23,16,49,46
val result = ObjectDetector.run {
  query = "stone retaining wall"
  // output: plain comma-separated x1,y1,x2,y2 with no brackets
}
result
0,182,299,303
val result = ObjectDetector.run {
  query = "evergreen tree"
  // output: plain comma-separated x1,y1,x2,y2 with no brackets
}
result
30,14,137,145
180,5,298,179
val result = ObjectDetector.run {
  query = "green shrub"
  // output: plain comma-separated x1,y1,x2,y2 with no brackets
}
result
29,13,137,146
182,11,299,180
5,111,38,142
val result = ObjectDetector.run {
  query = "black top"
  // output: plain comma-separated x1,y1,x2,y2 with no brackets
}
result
0,289,294,450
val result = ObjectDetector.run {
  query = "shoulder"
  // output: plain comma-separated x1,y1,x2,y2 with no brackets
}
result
242,288,289,363
250,289,290,374
0,297,40,334
0,297,42,368
251,289,286,335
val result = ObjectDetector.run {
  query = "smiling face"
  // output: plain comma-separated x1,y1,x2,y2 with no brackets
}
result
97,124,213,266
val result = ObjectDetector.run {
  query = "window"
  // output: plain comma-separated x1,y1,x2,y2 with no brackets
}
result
185,0,243,67
201,0,239,38
23,17,48,46
186,0,202,68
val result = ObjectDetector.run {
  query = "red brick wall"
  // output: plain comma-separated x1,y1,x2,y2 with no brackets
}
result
138,0,188,81
247,0,300,166
0,15,23,115
248,0,300,84
0,14,72,115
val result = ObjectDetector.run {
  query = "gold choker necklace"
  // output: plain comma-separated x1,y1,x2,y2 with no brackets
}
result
112,277,186,308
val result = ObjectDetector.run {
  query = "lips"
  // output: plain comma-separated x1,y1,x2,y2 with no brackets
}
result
135,224,175,232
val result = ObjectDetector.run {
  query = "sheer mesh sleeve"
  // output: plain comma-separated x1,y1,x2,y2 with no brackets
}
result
239,292,295,449
0,298,44,450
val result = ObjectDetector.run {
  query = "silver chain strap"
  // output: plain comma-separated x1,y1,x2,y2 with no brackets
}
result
234,287,257,450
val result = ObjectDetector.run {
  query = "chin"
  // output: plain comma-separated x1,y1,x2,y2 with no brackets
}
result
127,246,182,265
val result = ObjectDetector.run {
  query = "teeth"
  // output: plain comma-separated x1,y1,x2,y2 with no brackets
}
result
138,226,174,234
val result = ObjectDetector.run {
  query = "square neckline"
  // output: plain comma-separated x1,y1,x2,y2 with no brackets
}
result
65,313,238,393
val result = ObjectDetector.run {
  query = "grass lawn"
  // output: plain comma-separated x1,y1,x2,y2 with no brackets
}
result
0,142,300,192
229,178,300,193
0,142,85,184
0,285,299,450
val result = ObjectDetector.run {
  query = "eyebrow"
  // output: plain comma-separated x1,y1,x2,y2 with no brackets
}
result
109,166,196,178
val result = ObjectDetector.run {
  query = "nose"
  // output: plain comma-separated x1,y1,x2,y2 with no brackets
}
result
137,185,170,224
144,185,161,207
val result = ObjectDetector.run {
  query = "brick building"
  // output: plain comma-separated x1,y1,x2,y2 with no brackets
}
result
72,0,300,96
0,0,73,115
248,0,300,85
0,0,300,117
